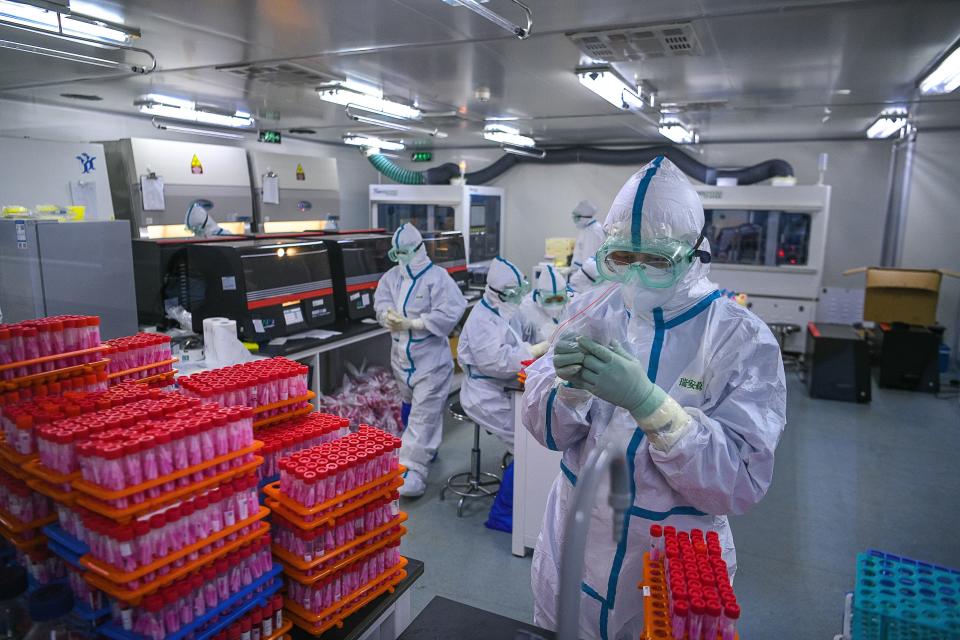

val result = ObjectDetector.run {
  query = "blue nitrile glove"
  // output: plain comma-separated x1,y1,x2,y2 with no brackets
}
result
575,337,666,420
552,333,585,382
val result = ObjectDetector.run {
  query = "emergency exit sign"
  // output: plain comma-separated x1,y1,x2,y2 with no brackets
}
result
258,130,282,144
411,151,433,162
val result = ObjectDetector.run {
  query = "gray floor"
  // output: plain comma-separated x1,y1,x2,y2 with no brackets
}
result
398,374,960,638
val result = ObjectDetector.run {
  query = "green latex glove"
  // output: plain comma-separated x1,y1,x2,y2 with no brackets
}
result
552,333,585,381
575,337,666,420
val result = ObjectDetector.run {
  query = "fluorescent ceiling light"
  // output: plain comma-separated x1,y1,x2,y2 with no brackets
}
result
658,120,697,144
442,0,531,39
0,0,57,29
346,109,447,137
343,134,405,151
866,108,908,139
317,82,420,120
483,124,535,147
0,0,137,43
152,118,244,140
918,44,960,95
61,15,130,43
0,36,123,67
136,94,255,128
69,0,124,25
576,65,645,111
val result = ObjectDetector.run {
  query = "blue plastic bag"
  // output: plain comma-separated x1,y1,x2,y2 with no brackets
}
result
485,461,513,533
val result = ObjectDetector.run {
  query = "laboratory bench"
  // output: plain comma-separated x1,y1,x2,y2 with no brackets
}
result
172,293,480,399
398,596,554,640
289,557,424,640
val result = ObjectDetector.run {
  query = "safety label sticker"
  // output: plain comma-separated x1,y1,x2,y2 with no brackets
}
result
15,220,26,249
191,154,204,174
296,163,305,181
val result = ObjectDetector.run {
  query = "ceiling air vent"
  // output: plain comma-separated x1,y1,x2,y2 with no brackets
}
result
568,22,703,62
215,62,337,87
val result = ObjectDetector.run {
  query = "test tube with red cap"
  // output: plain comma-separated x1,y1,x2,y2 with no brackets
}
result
671,599,688,640
649,524,663,562
721,602,740,640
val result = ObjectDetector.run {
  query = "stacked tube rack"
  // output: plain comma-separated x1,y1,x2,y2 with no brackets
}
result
261,425,408,636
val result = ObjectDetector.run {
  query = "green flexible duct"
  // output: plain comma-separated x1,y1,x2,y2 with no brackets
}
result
367,153,425,185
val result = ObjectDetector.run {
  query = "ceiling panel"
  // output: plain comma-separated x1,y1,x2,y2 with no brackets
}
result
0,0,957,146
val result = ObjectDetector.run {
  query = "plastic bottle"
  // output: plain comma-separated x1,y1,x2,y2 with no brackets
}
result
0,566,30,640
24,584,89,640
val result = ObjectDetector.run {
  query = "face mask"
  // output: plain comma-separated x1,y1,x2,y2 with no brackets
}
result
388,242,423,265
573,214,593,229
540,301,566,319
622,285,675,314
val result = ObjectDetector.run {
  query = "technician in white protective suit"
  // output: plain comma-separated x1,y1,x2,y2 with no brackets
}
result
374,223,467,497
568,256,604,295
571,199,606,268
522,157,786,640
520,264,571,343
458,257,548,448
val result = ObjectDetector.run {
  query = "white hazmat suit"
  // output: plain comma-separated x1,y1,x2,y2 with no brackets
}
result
520,264,570,343
568,257,603,295
374,224,467,495
522,157,786,640
572,200,606,268
458,257,542,448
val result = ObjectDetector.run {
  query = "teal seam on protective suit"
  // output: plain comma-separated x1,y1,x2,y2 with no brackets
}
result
581,582,604,604
560,460,577,485
400,262,434,387
648,308,666,382
630,156,664,246
547,265,558,294
629,505,706,520
480,298,500,316
393,223,405,250
545,387,559,450
664,290,722,329
590,287,719,640
465,364,493,380
495,256,523,286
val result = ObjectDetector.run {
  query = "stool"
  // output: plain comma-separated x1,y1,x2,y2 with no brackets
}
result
768,322,802,370
440,399,501,517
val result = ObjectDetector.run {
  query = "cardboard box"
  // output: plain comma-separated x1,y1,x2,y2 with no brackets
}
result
844,267,960,326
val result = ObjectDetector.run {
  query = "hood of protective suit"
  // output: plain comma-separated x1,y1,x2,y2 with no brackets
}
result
573,199,599,228
392,223,430,271
484,256,526,313
602,156,714,314
534,264,566,299
569,257,601,291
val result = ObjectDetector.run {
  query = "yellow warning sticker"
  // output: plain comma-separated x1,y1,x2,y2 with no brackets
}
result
191,154,203,175
296,163,305,181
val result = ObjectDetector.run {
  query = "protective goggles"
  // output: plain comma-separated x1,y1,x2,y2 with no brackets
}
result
536,290,569,306
489,280,531,304
388,242,423,263
572,213,594,224
596,233,711,289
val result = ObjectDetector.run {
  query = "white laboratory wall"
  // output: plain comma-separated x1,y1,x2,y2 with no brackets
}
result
901,130,960,359
0,99,379,229
427,140,894,287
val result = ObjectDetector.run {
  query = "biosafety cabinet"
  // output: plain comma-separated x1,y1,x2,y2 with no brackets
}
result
369,184,504,271
695,184,831,352
0,138,115,220
248,150,340,234
102,138,254,238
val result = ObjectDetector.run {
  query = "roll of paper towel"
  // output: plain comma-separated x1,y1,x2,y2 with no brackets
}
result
203,317,252,367
202,317,230,366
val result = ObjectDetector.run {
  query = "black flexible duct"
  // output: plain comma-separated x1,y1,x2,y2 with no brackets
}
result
372,145,794,186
